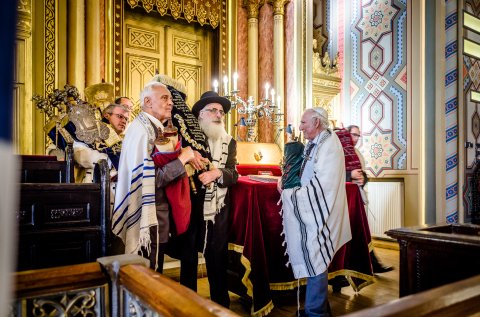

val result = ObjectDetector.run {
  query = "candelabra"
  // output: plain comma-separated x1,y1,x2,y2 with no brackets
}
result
215,74,283,142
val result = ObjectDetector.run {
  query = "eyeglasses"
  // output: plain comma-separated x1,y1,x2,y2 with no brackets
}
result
112,113,129,121
202,108,225,116
351,133,361,138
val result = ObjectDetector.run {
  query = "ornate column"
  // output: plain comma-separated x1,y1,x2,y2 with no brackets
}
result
243,0,263,102
86,0,101,86
67,0,85,93
15,0,33,154
271,0,289,146
271,0,288,114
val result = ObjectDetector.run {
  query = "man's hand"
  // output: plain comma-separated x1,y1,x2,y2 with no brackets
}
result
277,177,283,194
198,168,222,186
351,169,365,186
178,146,195,165
188,150,209,170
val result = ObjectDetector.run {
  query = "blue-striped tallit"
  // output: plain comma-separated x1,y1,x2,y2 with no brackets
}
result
112,112,160,255
281,130,351,279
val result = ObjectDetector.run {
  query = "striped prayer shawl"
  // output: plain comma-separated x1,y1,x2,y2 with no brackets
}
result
203,133,232,222
112,112,159,255
281,131,351,279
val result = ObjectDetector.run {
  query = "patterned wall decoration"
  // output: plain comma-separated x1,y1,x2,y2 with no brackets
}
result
463,0,480,223
350,0,407,177
126,0,222,29
45,0,56,96
444,0,458,223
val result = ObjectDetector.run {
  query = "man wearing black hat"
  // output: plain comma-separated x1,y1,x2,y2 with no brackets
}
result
188,91,238,307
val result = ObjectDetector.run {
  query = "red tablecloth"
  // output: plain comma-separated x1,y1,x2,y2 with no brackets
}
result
228,176,374,317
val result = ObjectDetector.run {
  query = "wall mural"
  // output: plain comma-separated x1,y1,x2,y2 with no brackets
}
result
350,0,407,177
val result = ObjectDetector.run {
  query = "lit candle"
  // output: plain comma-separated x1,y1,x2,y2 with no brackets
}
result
270,88,275,104
248,95,254,103
213,79,218,93
264,83,270,100
277,95,281,112
233,72,238,91
223,75,229,96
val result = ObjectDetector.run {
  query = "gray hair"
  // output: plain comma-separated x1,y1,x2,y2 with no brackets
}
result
346,125,359,132
140,82,168,109
305,107,329,128
102,103,129,116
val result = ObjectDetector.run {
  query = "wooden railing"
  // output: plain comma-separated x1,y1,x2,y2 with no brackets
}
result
341,274,480,317
14,263,109,316
12,257,240,317
118,264,238,317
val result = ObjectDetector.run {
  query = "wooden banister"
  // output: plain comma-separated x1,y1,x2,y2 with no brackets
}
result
119,264,240,317
341,274,480,317
14,262,107,298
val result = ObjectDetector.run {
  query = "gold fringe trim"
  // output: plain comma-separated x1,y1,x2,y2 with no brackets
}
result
228,243,244,253
149,74,187,95
229,243,275,317
328,269,376,292
251,300,274,317
269,278,307,291
229,243,253,297
368,241,374,252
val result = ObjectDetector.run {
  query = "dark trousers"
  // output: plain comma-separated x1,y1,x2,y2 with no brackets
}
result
175,187,231,308
140,226,167,273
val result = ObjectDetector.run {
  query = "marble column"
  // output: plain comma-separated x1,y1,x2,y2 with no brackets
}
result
246,2,261,103
272,0,289,146
272,0,288,114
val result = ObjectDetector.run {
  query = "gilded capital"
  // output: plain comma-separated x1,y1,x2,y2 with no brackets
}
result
268,0,290,16
242,0,265,19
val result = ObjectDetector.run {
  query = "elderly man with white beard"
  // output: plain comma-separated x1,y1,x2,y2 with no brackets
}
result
189,91,239,308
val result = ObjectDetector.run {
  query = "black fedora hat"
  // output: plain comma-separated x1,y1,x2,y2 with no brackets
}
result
192,91,231,117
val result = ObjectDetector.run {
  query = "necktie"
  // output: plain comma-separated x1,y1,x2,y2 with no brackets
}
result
299,142,315,177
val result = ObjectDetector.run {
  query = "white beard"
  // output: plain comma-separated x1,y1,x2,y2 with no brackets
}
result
199,117,227,141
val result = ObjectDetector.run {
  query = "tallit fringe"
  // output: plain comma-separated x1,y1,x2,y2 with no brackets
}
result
202,221,209,255
296,279,301,317
139,228,152,255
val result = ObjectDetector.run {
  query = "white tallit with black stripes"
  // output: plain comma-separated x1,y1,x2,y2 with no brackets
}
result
203,133,232,222
281,129,352,279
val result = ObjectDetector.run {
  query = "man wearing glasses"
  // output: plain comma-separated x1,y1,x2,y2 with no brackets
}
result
178,91,238,308
103,104,131,135
73,103,131,184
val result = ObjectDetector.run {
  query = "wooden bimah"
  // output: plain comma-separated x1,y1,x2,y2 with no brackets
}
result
386,223,480,297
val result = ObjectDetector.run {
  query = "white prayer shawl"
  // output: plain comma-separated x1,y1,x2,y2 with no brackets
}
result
112,112,163,255
203,133,232,222
281,130,352,279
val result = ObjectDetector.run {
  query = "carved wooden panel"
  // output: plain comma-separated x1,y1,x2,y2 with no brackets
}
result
127,25,159,52
174,63,201,103
123,8,212,108
173,37,200,59
166,25,211,105
125,54,159,105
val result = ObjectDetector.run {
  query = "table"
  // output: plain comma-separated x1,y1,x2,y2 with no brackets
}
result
227,176,374,317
